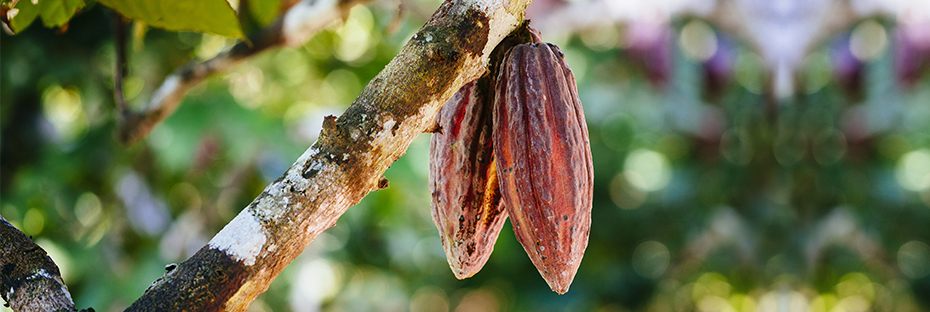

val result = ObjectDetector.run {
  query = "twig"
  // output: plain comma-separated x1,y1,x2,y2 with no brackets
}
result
117,0,370,145
0,216,77,312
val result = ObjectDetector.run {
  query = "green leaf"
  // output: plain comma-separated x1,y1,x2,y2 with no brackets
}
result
247,0,281,28
97,0,243,38
6,0,41,33
38,0,84,28
3,0,84,34
237,0,281,39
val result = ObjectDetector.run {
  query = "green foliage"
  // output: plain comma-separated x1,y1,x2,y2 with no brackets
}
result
37,0,83,27
2,0,290,40
237,0,283,40
5,0,252,38
5,0,85,33
247,0,283,28
6,0,40,33
96,0,242,38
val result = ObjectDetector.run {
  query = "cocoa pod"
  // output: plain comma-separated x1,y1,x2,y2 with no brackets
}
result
429,79,508,279
493,42,593,294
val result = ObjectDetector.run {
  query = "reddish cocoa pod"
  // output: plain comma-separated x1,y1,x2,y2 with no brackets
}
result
429,79,508,279
493,42,593,294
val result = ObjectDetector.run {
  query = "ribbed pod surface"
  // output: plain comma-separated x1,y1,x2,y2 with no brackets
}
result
429,80,508,279
493,43,593,294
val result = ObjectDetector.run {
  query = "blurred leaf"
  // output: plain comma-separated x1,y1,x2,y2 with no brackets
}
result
97,0,242,38
4,0,84,33
237,0,262,39
38,0,84,28
246,0,281,28
236,0,282,41
3,1,39,33
6,0,40,33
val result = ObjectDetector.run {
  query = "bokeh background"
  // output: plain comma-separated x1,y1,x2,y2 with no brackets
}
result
3,0,930,311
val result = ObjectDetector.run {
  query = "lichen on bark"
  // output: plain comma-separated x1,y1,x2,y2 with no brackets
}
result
0,217,77,312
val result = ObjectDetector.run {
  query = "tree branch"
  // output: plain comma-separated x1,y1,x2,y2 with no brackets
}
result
126,0,531,310
0,216,76,312
116,0,369,145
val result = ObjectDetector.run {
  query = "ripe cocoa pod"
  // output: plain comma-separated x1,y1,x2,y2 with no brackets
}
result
429,79,508,279
493,42,593,294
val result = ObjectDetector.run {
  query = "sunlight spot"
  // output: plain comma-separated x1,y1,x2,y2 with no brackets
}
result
410,287,449,312
896,149,930,191
41,85,85,141
195,34,233,59
22,208,45,236
624,149,671,192
335,6,374,63
758,290,808,312
290,258,343,311
679,20,718,61
697,296,735,312
692,273,731,301
228,64,266,108
580,25,619,51
455,288,500,312
835,273,874,301
850,20,887,61
75,192,103,227
898,241,930,279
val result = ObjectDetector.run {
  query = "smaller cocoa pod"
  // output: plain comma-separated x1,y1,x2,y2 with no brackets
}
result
493,42,593,294
429,79,508,279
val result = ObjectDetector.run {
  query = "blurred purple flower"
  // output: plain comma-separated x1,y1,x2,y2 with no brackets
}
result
625,22,673,88
526,0,566,21
831,33,864,96
703,33,735,98
894,22,930,88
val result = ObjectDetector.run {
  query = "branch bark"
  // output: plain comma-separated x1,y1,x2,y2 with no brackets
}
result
116,0,369,145
0,216,76,312
126,0,531,310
